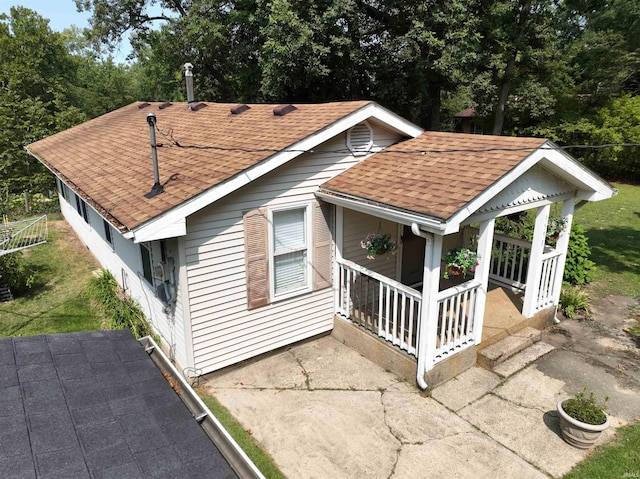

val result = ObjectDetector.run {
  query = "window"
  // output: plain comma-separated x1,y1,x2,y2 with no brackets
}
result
243,201,333,309
74,194,89,224
57,179,67,200
103,220,113,247
271,207,309,297
140,243,153,284
75,194,82,216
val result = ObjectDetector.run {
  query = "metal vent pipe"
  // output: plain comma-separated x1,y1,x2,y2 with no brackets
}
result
184,63,194,103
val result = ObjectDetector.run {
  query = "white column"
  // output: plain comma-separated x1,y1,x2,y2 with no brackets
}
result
472,218,495,344
416,231,443,388
333,206,344,315
550,199,575,307
522,204,551,317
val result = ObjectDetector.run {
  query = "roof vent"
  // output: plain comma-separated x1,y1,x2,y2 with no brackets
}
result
273,104,297,116
230,104,250,115
144,113,163,199
138,102,151,109
184,63,194,103
347,122,373,157
189,102,207,112
158,102,172,110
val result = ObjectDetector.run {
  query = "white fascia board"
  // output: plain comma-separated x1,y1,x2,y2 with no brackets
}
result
130,217,186,243
537,144,617,201
128,103,423,242
315,190,447,234
446,141,617,230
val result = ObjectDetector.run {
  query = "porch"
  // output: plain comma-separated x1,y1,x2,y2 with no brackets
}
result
333,230,563,383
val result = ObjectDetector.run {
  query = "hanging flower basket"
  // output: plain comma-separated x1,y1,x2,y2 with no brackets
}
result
361,233,397,260
443,247,479,279
546,216,568,244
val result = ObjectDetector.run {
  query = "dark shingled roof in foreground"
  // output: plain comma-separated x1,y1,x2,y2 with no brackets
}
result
0,329,237,479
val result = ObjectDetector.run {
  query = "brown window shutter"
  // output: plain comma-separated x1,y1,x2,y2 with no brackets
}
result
244,208,269,309
313,200,334,291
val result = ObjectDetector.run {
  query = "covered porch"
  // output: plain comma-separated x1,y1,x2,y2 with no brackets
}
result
317,132,616,388
332,220,564,373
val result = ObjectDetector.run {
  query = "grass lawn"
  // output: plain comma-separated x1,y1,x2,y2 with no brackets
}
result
563,422,640,479
573,182,640,299
0,215,102,336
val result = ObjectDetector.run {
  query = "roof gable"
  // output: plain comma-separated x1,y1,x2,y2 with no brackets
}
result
28,101,422,240
320,132,616,233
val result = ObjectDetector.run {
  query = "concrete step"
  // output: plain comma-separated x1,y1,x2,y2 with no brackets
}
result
493,341,555,377
477,326,541,370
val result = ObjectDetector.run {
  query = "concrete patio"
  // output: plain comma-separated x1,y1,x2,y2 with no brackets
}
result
203,331,639,479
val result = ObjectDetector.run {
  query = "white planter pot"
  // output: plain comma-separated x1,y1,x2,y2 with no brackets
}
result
557,399,610,449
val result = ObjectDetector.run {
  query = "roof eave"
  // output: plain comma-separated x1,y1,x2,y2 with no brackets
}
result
127,102,424,243
316,189,447,234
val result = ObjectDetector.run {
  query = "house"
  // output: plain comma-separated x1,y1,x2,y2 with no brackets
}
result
27,75,616,388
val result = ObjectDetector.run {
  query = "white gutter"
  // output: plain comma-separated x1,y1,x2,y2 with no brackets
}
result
316,190,448,234
138,336,265,479
411,223,432,390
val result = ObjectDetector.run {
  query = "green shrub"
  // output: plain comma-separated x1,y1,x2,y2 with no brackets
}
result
564,223,596,285
86,270,152,338
0,252,36,295
559,285,590,319
563,389,608,425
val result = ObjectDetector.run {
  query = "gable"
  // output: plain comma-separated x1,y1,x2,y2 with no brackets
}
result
472,164,577,216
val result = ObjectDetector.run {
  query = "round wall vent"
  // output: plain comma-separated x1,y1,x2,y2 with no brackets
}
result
347,122,373,156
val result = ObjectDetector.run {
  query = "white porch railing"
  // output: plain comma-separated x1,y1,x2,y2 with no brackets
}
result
535,249,563,311
337,259,421,356
433,281,480,364
489,233,531,291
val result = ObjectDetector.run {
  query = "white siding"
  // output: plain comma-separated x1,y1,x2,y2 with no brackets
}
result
342,209,400,280
185,124,403,374
57,189,190,368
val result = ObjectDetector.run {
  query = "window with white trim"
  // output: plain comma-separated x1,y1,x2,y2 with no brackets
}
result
271,206,310,297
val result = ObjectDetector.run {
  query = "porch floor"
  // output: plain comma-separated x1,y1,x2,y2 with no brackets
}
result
481,284,527,349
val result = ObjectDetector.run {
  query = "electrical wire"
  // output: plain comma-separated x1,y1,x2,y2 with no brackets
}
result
153,123,640,155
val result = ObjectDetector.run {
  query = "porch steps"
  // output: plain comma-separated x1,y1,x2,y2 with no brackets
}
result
477,326,542,371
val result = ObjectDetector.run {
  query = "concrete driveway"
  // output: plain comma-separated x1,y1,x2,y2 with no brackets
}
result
204,315,639,478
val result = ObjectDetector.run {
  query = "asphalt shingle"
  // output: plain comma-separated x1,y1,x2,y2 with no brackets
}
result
321,131,548,221
1,330,238,479
28,101,372,233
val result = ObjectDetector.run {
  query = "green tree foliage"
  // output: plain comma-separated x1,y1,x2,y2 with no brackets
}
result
0,8,85,198
0,8,138,207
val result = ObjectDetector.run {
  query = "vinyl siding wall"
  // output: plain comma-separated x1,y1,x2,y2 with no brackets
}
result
341,209,400,280
57,184,190,368
184,124,403,374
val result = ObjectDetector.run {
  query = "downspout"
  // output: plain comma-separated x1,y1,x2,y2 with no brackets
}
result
412,223,432,390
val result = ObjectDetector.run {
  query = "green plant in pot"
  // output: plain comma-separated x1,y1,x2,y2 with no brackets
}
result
442,247,479,279
361,233,397,260
557,389,610,449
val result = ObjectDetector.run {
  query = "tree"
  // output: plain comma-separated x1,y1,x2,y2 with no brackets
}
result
0,8,86,201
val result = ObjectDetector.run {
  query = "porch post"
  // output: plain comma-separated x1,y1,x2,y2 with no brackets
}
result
550,199,575,308
522,204,551,317
472,218,495,344
333,206,344,314
416,231,443,388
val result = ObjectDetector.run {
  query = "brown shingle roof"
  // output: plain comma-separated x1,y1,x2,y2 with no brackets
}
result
320,132,547,221
28,101,371,231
